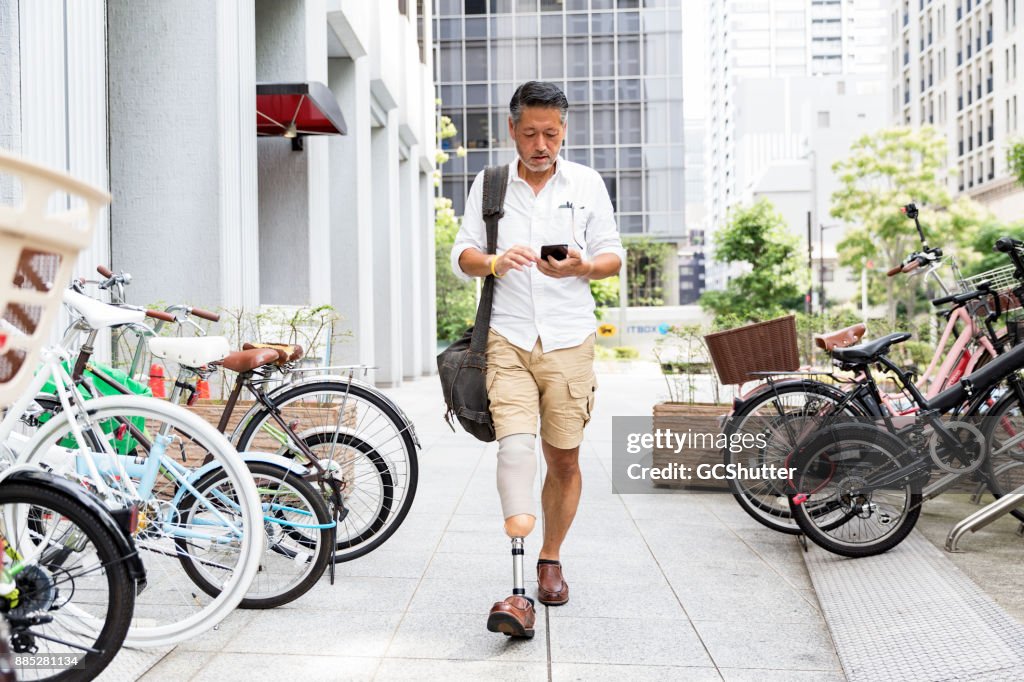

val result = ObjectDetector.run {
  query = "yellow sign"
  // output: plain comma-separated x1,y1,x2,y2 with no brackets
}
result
598,323,616,337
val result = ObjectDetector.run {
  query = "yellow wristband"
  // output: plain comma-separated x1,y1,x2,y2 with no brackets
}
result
490,255,505,278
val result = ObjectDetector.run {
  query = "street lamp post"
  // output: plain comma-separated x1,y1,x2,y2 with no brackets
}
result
818,223,843,313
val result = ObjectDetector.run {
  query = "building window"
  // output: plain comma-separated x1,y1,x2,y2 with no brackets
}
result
818,111,831,128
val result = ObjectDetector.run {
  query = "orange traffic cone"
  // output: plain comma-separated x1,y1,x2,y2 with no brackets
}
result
148,364,166,398
195,377,210,400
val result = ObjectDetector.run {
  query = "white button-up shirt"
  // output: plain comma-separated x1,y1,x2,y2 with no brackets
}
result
451,157,626,353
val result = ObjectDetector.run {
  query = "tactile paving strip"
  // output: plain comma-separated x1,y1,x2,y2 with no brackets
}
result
803,531,1024,681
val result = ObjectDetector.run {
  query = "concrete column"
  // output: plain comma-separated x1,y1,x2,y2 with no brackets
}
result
400,149,423,379
328,56,375,370
255,0,329,306
107,0,223,309
0,0,21,200
217,0,259,310
372,108,403,387
420,167,438,375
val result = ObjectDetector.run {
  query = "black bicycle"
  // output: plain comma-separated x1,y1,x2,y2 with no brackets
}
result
0,468,145,680
783,237,1024,557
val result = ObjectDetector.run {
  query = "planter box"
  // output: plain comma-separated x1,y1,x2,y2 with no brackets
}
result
651,402,731,491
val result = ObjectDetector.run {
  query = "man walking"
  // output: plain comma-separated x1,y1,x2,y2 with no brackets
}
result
450,81,625,638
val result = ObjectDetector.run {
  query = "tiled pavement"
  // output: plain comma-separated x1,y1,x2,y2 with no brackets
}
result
118,364,844,681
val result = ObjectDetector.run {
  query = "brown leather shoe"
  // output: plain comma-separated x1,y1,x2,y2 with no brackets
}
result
486,595,535,638
537,560,569,605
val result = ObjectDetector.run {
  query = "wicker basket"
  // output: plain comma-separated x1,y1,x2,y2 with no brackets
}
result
0,151,109,406
704,315,800,385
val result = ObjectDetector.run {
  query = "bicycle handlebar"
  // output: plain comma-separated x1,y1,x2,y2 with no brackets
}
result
189,307,220,323
145,310,176,322
932,285,990,307
886,264,903,277
96,264,113,278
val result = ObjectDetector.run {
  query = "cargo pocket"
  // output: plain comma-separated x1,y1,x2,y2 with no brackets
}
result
567,375,597,427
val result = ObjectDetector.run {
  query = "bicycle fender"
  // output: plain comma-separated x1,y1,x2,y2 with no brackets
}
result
730,379,849,415
238,452,311,477
0,467,148,588
186,453,311,481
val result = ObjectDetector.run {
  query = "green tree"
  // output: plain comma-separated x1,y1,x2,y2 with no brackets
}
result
589,275,620,320
830,126,985,322
434,107,471,344
1008,140,1024,186
623,236,671,306
699,198,806,322
962,218,1024,277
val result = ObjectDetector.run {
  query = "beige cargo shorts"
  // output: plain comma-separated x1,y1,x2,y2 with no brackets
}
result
485,329,597,450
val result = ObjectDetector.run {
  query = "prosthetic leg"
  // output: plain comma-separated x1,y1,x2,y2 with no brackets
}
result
486,434,537,638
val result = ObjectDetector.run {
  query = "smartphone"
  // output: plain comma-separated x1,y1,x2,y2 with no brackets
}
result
540,244,569,261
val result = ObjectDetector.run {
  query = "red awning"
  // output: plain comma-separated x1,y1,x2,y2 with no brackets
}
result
256,82,347,138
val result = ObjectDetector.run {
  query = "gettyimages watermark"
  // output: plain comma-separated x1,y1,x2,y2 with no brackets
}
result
610,414,1023,495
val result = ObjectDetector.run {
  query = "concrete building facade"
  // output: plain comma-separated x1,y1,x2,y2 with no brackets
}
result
0,0,437,386
892,0,1024,220
705,0,888,305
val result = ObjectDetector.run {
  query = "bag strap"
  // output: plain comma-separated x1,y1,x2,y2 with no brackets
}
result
470,164,510,353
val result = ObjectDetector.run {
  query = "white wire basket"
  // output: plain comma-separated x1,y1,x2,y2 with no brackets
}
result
959,264,1019,297
0,150,110,406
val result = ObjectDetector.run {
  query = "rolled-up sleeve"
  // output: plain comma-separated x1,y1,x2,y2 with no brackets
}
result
585,171,626,266
450,170,486,283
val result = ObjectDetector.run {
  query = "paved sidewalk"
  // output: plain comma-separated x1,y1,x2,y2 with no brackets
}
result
126,365,843,681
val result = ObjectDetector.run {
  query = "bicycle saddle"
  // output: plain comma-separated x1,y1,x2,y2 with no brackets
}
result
220,347,282,373
830,332,912,363
242,342,304,364
814,323,867,351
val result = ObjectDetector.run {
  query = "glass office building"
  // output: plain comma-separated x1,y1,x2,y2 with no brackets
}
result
435,0,686,243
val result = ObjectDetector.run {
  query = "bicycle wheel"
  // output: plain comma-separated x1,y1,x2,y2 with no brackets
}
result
723,380,872,534
787,423,922,557
977,389,1024,522
16,395,262,647
176,461,332,609
234,380,417,562
0,481,135,681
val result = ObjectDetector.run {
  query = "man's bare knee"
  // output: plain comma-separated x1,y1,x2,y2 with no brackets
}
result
504,514,535,537
543,443,581,480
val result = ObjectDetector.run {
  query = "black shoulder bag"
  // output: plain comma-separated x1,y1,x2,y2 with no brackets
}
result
437,164,509,442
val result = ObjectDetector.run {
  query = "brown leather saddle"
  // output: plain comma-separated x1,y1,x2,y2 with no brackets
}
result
219,342,305,373
813,323,867,352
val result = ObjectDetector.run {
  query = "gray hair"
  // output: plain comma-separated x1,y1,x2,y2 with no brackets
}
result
509,81,569,126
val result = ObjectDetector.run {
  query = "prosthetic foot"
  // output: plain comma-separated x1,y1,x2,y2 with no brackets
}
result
486,537,535,638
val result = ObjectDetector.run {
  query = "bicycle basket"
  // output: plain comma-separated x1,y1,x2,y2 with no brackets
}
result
704,315,800,386
959,264,1022,313
0,150,109,406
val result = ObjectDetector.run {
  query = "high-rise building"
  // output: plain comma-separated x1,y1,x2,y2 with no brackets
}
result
892,0,1024,219
707,0,887,234
705,0,888,299
435,0,689,302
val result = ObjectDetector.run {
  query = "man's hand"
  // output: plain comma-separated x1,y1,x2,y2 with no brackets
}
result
495,245,540,276
537,247,594,279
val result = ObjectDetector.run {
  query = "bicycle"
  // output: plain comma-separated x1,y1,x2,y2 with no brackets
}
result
784,236,1024,556
93,270,420,564
0,151,144,675
0,467,143,681
1,324,263,646
39,284,337,610
722,204,1011,533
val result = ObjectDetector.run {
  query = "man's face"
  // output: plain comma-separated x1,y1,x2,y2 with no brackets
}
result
509,106,566,174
